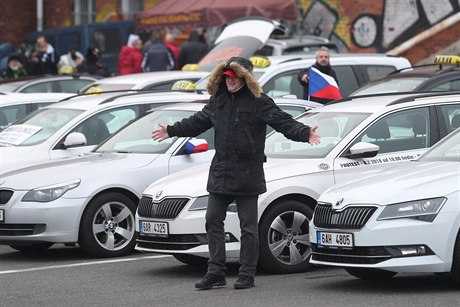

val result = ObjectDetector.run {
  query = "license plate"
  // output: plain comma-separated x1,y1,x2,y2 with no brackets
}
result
139,221,168,236
0,209,3,222
317,231,353,248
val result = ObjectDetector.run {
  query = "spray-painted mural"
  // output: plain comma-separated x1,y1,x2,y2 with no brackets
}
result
298,0,460,52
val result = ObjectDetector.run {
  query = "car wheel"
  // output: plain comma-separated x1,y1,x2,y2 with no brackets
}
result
345,268,397,280
173,254,208,266
450,230,460,287
258,200,314,273
9,243,54,252
79,192,136,258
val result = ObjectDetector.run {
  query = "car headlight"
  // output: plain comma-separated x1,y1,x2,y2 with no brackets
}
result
22,180,80,203
377,197,446,222
188,195,237,212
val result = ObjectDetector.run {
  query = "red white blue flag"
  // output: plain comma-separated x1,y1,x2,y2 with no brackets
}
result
308,67,341,100
184,139,208,154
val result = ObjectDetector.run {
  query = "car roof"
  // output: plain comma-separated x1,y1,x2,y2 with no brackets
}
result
318,91,460,114
0,92,74,106
45,91,211,111
87,71,209,86
254,53,412,71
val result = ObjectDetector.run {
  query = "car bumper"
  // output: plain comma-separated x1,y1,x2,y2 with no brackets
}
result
309,211,460,273
0,195,87,244
135,209,241,259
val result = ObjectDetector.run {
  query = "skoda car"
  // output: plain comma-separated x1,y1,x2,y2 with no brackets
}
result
135,91,460,274
309,128,460,286
0,97,318,258
0,75,101,93
0,91,210,174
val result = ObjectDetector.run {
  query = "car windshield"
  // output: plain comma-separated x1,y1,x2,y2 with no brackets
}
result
195,72,265,91
0,108,83,146
419,128,460,162
96,109,196,154
265,111,370,158
350,77,429,96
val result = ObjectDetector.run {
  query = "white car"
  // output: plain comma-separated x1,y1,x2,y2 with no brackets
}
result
0,91,210,174
0,75,101,93
309,128,460,286
79,71,209,94
135,91,460,273
0,97,318,258
195,53,411,97
0,92,73,131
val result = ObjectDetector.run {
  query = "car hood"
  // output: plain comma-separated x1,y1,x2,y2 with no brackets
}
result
0,152,160,189
144,157,328,197
319,161,460,207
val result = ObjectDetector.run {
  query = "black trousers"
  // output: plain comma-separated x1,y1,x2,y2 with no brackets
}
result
205,193,259,278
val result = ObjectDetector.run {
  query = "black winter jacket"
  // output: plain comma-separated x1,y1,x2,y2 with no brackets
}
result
167,85,311,195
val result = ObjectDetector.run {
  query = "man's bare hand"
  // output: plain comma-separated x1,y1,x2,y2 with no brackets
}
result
152,124,169,142
308,125,321,145
301,73,309,83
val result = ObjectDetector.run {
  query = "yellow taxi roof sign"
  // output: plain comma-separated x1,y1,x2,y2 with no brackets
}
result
171,80,197,91
434,55,460,65
84,86,104,96
181,64,200,71
249,56,271,68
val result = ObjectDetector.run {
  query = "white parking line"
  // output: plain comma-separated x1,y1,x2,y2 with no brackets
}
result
0,254,172,275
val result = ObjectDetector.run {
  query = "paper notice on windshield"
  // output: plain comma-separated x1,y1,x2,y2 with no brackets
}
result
0,124,42,146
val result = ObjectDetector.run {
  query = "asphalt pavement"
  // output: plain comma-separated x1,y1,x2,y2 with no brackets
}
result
0,244,459,306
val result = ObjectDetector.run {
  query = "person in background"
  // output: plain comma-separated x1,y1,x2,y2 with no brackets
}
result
1,53,27,79
297,46,339,103
164,31,179,70
76,47,109,77
58,46,84,75
152,57,320,291
178,30,208,69
117,34,143,75
35,35,57,74
142,28,175,72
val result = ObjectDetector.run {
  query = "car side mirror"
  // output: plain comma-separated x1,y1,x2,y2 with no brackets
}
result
343,142,379,159
184,139,208,154
63,132,87,148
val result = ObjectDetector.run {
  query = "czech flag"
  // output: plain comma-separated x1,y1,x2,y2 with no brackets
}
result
308,67,342,100
184,139,209,154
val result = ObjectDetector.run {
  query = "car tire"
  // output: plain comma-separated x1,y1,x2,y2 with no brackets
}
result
450,230,460,287
173,254,208,266
79,192,136,258
345,268,397,280
9,243,54,252
258,200,314,274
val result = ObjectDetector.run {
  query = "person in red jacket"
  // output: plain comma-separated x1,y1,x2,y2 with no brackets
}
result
117,34,143,75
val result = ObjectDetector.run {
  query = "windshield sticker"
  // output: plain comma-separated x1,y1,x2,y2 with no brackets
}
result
0,124,42,145
339,153,423,168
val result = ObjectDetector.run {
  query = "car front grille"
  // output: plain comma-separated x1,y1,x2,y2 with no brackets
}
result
137,197,189,219
0,190,14,205
313,203,377,229
311,244,392,264
0,223,46,236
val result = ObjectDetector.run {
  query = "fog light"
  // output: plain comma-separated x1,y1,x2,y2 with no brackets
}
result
398,245,426,256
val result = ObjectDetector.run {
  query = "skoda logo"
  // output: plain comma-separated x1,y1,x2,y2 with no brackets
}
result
335,198,344,207
155,190,163,199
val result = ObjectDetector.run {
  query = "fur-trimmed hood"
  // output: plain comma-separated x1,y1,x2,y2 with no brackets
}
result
206,61,263,98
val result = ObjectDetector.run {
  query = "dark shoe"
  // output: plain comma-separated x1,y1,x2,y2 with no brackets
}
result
194,273,226,290
234,275,255,289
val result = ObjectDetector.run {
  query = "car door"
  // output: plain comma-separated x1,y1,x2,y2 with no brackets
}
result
332,106,436,183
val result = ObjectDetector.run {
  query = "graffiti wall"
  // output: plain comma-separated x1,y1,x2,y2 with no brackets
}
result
298,0,460,53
